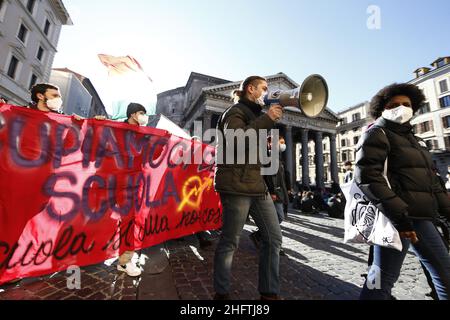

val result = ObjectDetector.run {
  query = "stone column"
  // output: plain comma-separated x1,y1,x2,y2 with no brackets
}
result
301,129,310,188
315,131,325,189
202,113,212,131
329,134,339,183
202,113,212,142
285,125,295,190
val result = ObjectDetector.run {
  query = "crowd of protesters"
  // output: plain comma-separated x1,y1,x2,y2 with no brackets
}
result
1,78,449,300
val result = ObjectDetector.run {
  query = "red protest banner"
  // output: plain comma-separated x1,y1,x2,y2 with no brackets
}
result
0,104,222,285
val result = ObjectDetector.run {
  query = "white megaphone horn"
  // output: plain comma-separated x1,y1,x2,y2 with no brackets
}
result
264,74,329,118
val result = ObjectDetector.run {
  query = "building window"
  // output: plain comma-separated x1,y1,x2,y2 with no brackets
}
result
341,139,346,147
29,74,37,90
445,136,450,150
341,118,348,125
26,0,36,14
17,24,28,43
352,113,361,122
417,123,426,134
440,95,450,108
442,115,450,129
426,140,439,150
7,56,20,79
36,46,44,61
415,121,434,134
439,80,449,94
437,60,446,68
342,152,347,162
353,136,360,145
423,121,434,133
417,103,430,115
44,19,51,36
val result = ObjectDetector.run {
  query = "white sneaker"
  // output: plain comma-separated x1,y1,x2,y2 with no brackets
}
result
117,262,142,277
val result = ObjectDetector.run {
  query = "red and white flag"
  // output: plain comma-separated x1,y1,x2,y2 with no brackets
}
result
98,54,153,82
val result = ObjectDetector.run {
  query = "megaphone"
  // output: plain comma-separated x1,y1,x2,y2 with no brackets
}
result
264,74,329,118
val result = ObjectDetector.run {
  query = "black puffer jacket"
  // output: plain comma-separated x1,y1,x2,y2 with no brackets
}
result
214,98,275,196
264,158,291,205
355,117,450,232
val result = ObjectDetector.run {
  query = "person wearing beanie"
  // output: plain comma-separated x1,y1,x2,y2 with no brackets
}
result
116,102,149,278
125,103,148,126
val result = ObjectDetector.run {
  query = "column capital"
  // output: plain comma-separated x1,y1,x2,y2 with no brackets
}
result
285,124,293,131
300,129,309,143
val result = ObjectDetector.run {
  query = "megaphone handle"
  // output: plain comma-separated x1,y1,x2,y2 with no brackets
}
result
267,104,284,122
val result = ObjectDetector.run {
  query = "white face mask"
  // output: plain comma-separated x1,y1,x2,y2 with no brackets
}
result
256,93,266,106
46,97,63,111
137,114,149,126
382,105,414,124
279,144,287,153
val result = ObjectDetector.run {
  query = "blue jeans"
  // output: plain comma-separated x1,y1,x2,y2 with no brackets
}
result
214,193,282,296
274,202,285,224
360,220,450,300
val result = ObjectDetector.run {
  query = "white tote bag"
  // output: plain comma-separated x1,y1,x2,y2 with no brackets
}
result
341,143,403,252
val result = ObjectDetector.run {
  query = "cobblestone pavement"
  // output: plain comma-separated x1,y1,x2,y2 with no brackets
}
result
168,210,432,301
0,255,141,300
0,244,176,300
0,211,432,300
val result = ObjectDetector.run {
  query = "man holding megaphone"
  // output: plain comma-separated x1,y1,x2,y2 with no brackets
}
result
213,76,284,301
213,74,329,300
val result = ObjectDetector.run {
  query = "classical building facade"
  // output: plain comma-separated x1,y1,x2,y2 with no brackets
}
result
156,72,341,189
0,0,72,105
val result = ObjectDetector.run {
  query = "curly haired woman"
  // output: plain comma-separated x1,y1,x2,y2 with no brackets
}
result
356,83,450,300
